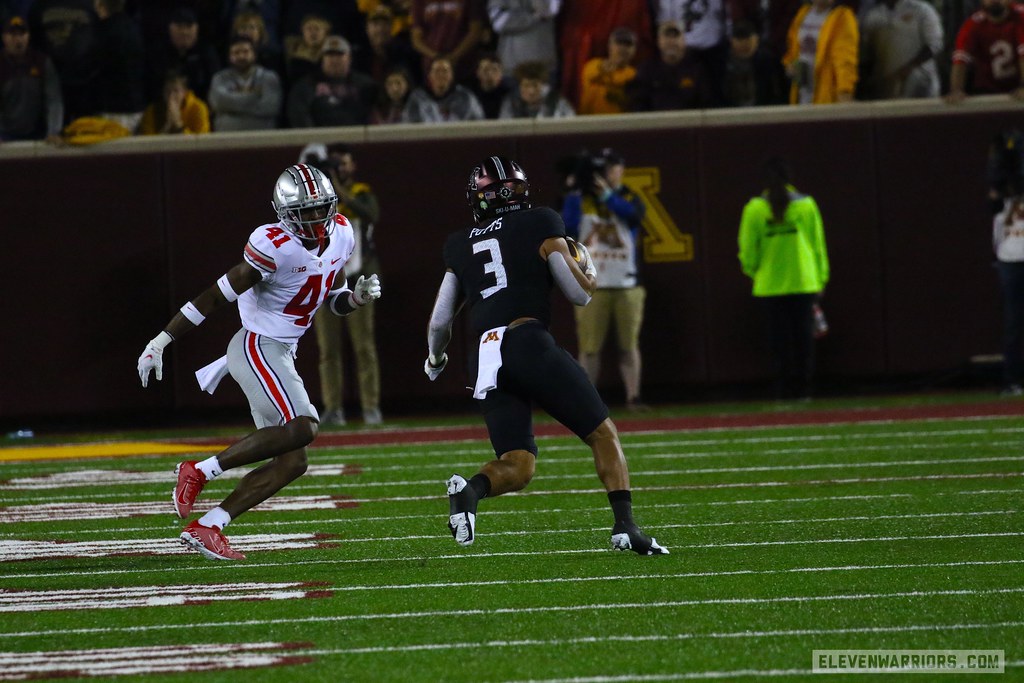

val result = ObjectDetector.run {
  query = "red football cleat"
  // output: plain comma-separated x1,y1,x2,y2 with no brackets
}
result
172,460,208,518
179,520,246,561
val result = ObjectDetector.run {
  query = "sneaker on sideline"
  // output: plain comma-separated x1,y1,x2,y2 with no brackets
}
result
179,520,246,560
363,408,383,425
173,460,208,518
321,409,346,426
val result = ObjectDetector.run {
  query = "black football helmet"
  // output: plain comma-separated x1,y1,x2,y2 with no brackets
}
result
466,156,530,223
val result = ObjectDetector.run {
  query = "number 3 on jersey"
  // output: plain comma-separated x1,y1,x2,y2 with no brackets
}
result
283,270,338,326
473,239,507,299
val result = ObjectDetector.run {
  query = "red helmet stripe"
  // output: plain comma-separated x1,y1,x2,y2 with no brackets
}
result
294,164,319,198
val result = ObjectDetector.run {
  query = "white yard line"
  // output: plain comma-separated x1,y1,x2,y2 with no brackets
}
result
1,590,1022,642
2,558,1023,627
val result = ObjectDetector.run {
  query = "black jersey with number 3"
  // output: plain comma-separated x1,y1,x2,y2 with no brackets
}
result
443,206,566,335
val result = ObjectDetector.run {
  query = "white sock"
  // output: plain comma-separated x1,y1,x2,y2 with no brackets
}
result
196,456,223,480
199,506,231,530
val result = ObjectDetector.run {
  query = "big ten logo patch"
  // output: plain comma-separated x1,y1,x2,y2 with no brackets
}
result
623,167,694,262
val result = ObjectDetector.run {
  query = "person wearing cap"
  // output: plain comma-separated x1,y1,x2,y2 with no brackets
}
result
26,0,97,122
656,0,731,105
561,148,650,410
0,14,64,143
782,0,858,104
302,142,386,426
353,5,419,85
145,7,221,103
287,34,378,128
722,19,787,106
627,19,713,111
577,26,638,115
209,34,283,131
401,56,485,122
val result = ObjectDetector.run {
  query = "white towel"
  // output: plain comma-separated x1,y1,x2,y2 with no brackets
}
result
472,326,507,399
195,355,230,395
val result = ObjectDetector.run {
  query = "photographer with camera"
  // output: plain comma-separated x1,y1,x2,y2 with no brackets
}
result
561,148,649,410
301,142,385,425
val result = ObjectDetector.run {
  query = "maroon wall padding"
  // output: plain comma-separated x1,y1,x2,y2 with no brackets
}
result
3,108,1017,420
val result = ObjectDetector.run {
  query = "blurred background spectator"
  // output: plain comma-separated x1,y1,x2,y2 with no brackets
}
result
658,0,730,106
783,0,859,103
627,19,712,110
487,0,561,76
28,0,96,123
946,0,1024,102
369,64,412,123
558,0,653,109
91,0,145,133
146,7,220,104
287,34,376,128
499,58,574,117
402,56,484,122
859,0,943,99
410,0,485,84
283,0,366,57
0,14,63,142
576,25,637,115
469,51,510,118
139,67,210,134
722,19,787,106
230,8,285,82
353,4,419,85
284,12,330,86
209,33,282,131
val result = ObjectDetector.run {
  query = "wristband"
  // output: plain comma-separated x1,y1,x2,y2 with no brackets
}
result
150,330,174,351
217,274,239,302
180,301,206,326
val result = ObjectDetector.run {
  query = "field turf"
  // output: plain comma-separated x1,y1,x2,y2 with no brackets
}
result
0,393,1022,682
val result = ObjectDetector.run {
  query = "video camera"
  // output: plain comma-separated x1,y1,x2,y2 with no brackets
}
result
559,148,624,196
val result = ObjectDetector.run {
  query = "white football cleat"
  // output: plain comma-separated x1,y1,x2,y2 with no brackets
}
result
447,474,477,546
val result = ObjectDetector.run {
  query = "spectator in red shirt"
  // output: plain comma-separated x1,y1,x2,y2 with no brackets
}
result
947,0,1024,102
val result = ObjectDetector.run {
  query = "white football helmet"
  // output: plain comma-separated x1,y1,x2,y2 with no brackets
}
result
271,164,338,247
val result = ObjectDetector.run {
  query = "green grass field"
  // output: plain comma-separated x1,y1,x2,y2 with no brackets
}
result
1,394,1022,682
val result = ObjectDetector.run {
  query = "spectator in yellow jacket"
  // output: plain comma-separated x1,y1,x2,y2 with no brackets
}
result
139,69,211,135
782,0,858,104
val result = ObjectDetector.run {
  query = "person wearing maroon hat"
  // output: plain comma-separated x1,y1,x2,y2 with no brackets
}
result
0,15,64,143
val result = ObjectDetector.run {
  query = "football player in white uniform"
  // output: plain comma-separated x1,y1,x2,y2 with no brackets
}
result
137,163,382,560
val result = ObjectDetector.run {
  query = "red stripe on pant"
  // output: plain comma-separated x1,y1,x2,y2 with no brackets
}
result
246,332,294,422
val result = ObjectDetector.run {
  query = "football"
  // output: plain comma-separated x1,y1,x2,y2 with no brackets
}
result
565,236,583,263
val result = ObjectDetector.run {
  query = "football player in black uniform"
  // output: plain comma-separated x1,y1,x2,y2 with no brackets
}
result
424,156,668,555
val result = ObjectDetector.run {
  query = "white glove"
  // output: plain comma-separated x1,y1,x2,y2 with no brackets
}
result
424,353,447,381
352,273,382,305
137,331,173,387
575,241,597,278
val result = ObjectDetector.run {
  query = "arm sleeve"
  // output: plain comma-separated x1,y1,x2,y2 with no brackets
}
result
832,8,860,95
737,200,762,279
427,271,460,358
254,71,284,118
548,251,591,306
809,198,830,287
606,188,646,226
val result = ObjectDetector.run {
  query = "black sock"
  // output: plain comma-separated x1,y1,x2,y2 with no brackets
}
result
469,473,491,500
608,489,633,526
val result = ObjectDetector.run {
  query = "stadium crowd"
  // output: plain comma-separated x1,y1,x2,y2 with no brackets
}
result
2,0,1023,142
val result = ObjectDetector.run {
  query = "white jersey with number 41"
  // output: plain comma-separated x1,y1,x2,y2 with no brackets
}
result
238,214,355,343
